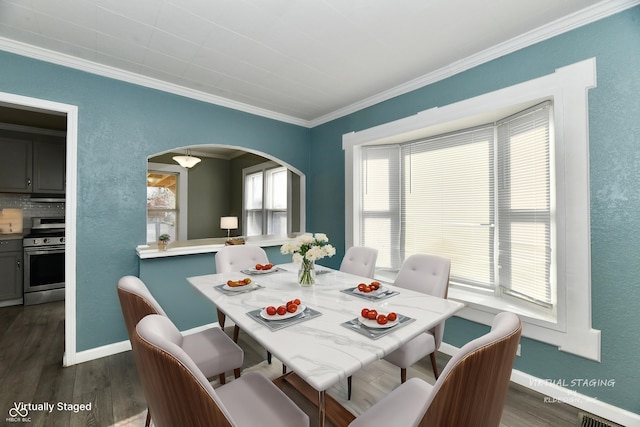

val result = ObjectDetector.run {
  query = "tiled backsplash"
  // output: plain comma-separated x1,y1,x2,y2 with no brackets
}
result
0,194,65,231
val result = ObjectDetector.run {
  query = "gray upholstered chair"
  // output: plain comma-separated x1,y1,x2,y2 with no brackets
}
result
339,246,378,279
117,276,244,427
383,253,451,383
350,312,522,427
132,314,309,427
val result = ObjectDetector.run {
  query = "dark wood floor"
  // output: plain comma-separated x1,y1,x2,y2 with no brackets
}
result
1,301,590,426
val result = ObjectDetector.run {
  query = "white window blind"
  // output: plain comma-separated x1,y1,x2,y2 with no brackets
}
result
360,102,553,308
497,103,552,306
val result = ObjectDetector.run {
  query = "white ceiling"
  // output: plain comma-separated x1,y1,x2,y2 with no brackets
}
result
0,0,635,126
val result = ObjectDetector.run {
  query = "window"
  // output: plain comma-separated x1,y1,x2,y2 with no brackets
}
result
361,103,553,313
244,163,288,236
344,59,600,361
147,163,188,243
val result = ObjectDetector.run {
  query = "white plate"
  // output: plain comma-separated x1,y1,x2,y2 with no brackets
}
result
352,286,384,296
358,316,399,329
244,267,278,275
260,304,307,320
222,282,256,292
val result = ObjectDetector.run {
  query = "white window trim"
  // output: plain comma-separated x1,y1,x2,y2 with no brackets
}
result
343,58,600,361
242,161,287,236
148,162,188,241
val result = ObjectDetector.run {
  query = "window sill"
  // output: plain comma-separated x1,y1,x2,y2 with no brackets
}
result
136,235,293,259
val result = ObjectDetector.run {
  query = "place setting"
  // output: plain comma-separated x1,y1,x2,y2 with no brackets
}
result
340,280,399,301
213,277,264,295
341,307,414,340
241,263,283,275
246,297,322,331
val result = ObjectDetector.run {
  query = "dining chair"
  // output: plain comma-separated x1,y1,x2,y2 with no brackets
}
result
383,253,451,382
131,314,309,427
215,244,275,362
339,246,378,279
117,275,244,427
350,312,522,427
347,253,450,400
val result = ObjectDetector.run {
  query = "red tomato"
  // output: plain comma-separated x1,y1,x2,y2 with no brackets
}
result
371,281,381,287
376,314,388,325
264,263,273,270
276,305,287,315
387,312,397,322
367,309,378,320
293,298,301,305
255,264,263,270
361,308,370,318
357,283,367,291
370,282,379,290
363,286,371,293
287,303,298,313
266,306,277,316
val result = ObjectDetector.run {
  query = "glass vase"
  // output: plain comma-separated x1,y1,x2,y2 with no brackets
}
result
298,258,316,286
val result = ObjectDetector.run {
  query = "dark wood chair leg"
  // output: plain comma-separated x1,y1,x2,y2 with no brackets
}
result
233,325,240,342
234,368,241,379
430,352,439,379
400,367,407,383
347,375,352,400
283,364,287,375
145,409,151,427
217,309,226,329
267,351,272,364
219,373,226,385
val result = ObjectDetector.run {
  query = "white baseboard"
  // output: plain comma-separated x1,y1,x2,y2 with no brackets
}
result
439,343,640,427
71,322,221,365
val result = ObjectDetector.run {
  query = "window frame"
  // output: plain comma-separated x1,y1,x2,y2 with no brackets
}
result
147,162,188,242
242,161,290,236
343,58,600,361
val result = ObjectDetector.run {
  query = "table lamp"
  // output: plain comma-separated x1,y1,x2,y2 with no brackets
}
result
220,216,238,240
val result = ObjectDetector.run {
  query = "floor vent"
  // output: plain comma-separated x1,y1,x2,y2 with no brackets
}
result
579,412,620,427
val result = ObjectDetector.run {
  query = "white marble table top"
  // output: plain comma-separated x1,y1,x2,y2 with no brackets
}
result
188,263,464,392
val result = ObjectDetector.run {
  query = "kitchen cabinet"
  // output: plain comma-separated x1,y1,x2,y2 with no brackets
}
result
0,128,66,195
0,136,33,193
33,138,66,194
0,239,23,302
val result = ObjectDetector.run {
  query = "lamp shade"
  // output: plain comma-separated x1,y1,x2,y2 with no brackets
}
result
173,154,201,168
220,216,238,230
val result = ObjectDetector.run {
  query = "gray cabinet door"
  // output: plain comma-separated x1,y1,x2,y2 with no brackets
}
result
0,249,22,301
33,138,66,194
0,137,33,193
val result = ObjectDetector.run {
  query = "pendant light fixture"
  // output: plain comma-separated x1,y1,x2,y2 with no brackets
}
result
173,149,201,168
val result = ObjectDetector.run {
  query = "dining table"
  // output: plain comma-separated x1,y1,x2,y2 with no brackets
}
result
187,263,464,427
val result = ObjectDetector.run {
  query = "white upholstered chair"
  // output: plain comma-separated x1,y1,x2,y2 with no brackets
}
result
383,253,451,383
215,244,275,362
339,246,378,279
350,312,522,427
132,314,309,427
117,276,244,427
347,253,450,400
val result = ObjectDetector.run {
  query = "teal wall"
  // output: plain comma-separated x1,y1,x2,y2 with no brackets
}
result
0,50,310,351
138,247,290,329
2,5,639,415
309,8,640,413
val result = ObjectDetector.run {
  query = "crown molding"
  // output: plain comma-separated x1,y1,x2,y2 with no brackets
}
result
309,0,640,127
0,37,309,128
1,0,638,129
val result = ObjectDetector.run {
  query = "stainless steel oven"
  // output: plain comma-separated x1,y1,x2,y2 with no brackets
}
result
23,217,65,305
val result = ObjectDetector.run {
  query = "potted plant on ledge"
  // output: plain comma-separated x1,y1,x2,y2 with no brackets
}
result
158,234,170,251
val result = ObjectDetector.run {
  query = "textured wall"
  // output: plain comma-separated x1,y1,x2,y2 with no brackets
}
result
309,6,640,414
0,50,310,352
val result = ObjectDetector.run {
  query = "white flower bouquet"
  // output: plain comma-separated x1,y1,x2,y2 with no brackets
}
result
281,233,336,285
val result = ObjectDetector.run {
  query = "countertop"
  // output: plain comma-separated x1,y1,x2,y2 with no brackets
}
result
136,235,293,259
